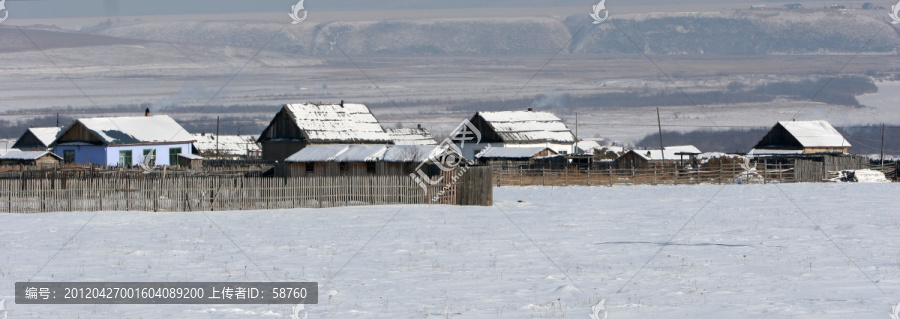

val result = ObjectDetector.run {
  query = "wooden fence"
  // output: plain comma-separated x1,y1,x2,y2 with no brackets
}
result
0,169,492,214
493,161,896,187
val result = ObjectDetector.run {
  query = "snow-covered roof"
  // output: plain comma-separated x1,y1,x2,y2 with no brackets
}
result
0,150,61,161
476,147,554,159
57,115,194,145
281,103,393,143
623,145,701,161
778,121,850,148
192,134,260,155
27,127,63,146
386,128,437,145
178,153,204,160
477,111,576,143
285,144,440,163
575,140,601,153
747,148,804,156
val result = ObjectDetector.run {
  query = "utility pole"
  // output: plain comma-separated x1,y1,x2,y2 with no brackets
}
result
881,123,885,168
575,112,579,154
657,108,665,161
216,116,220,159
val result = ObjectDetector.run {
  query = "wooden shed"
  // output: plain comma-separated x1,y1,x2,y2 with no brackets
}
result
257,102,394,161
0,150,62,168
749,121,850,156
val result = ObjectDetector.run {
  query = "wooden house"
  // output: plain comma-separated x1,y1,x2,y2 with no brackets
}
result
11,127,62,151
454,109,576,160
748,121,850,156
50,114,195,167
386,125,438,145
0,150,62,167
258,102,394,161
192,133,261,159
284,144,440,177
616,145,701,168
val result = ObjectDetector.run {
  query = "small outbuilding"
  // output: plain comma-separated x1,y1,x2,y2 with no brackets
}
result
11,127,63,151
748,121,850,156
0,150,62,167
177,153,205,169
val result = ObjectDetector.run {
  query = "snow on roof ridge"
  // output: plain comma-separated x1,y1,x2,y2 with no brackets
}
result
776,120,850,148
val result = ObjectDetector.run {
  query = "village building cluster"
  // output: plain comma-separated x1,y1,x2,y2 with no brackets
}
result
0,102,864,178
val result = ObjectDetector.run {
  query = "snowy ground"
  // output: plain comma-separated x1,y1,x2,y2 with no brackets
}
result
1,183,900,318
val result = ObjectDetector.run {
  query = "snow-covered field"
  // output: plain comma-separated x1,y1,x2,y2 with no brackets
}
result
1,183,899,318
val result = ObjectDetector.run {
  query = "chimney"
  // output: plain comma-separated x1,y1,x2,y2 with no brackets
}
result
527,108,534,112
145,108,151,117
340,100,344,107
417,124,422,129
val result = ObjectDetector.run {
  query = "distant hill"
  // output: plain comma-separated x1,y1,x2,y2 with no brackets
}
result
81,11,900,56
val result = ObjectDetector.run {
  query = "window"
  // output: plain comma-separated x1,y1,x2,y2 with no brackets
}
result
366,162,376,175
142,149,156,167
118,150,132,167
339,162,350,175
63,150,76,164
169,147,182,165
305,162,315,173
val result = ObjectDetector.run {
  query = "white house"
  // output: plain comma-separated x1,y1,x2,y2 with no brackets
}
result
453,109,576,160
51,115,195,167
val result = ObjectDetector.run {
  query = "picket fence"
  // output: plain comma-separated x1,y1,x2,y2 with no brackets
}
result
0,175,462,214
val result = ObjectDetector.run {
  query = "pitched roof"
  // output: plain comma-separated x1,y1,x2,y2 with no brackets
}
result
27,127,63,146
56,115,194,145
279,103,393,143
285,144,440,163
477,111,576,143
386,128,438,145
476,146,555,159
778,121,850,148
192,134,260,155
0,150,62,161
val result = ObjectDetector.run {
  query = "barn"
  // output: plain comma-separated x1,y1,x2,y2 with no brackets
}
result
11,127,62,151
453,109,576,160
283,144,440,177
748,121,850,156
257,102,394,161
0,150,62,167
50,114,195,167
